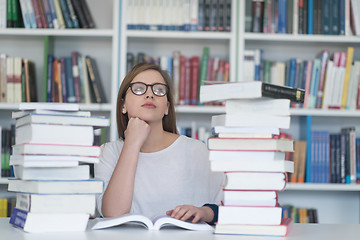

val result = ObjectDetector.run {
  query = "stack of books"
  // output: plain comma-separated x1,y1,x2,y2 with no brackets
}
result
200,81,305,237
7,102,107,233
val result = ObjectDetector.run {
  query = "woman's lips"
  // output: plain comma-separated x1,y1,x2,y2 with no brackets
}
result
141,103,156,108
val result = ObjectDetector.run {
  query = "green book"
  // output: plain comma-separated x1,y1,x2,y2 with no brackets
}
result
198,47,209,104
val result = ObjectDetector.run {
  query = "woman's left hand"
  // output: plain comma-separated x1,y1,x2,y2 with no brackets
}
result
166,205,214,223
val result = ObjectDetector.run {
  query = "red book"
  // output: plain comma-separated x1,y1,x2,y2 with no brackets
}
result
184,57,191,105
31,0,43,28
190,56,199,105
215,218,292,237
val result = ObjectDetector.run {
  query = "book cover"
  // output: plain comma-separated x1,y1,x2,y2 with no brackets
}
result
23,59,37,102
91,213,213,231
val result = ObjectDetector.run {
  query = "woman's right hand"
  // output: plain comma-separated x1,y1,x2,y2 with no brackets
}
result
124,117,151,150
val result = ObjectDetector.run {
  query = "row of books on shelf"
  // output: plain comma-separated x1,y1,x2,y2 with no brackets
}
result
245,47,360,110
6,102,107,232
127,0,231,32
247,0,357,36
1,0,95,29
282,205,318,224
0,54,37,103
127,47,230,106
45,52,106,104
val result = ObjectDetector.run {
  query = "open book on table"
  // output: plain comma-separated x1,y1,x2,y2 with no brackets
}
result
91,213,214,231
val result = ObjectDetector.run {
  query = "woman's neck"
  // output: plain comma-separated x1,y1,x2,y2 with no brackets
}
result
140,123,178,153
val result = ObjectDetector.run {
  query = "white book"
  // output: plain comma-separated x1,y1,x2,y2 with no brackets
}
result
25,0,37,28
8,179,104,194
212,126,280,135
13,165,90,180
348,61,360,109
224,172,287,191
13,57,22,103
0,0,6,28
19,0,31,28
200,81,304,103
211,113,290,129
6,57,14,103
91,213,213,231
15,113,109,128
12,143,101,157
12,109,91,119
223,190,278,207
15,124,94,146
16,193,96,215
81,56,92,104
208,138,293,152
10,154,99,167
225,99,290,115
209,150,286,161
218,206,282,225
321,60,334,109
18,102,79,111
243,50,255,81
9,208,89,233
210,159,294,173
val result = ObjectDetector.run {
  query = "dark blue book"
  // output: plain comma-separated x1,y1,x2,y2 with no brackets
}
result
277,0,287,33
330,0,340,34
307,0,313,34
65,57,76,103
321,0,331,34
197,0,205,31
59,0,73,28
46,55,54,102
339,0,345,34
60,57,68,103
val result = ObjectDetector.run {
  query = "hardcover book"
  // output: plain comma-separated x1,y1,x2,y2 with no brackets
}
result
199,81,305,103
10,207,89,233
91,213,213,231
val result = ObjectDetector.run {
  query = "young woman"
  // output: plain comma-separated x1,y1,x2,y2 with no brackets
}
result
95,63,225,224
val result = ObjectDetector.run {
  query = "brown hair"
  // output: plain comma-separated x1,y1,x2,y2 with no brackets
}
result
116,62,178,140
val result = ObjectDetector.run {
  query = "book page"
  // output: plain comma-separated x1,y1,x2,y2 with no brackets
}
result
152,215,214,231
91,214,153,230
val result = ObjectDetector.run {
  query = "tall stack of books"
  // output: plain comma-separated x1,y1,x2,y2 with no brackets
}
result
7,102,107,233
200,81,305,237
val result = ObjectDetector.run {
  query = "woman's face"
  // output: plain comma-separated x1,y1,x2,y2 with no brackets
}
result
122,69,170,123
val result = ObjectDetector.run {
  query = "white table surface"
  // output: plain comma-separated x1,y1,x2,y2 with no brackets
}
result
1,218,360,240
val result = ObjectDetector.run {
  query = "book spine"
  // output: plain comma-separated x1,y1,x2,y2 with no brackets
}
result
59,0,72,28
41,0,53,28
71,51,81,103
261,83,305,103
66,0,78,28
31,0,43,28
65,57,76,103
190,56,199,105
70,0,86,28
80,0,94,28
60,57,67,102
37,0,48,28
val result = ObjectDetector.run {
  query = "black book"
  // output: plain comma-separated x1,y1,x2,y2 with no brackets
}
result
80,0,95,28
71,0,88,28
85,56,106,103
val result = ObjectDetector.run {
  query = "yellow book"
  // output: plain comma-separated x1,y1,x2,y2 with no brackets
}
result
341,47,354,109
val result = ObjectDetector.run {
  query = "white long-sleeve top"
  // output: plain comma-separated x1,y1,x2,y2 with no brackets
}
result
95,135,226,219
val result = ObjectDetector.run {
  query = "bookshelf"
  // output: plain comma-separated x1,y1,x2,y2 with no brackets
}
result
0,0,120,192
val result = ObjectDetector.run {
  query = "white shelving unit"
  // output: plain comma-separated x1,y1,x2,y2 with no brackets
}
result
0,0,119,138
239,0,360,224
0,0,120,196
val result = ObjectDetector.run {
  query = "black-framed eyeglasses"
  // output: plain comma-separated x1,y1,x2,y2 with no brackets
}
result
128,82,169,97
